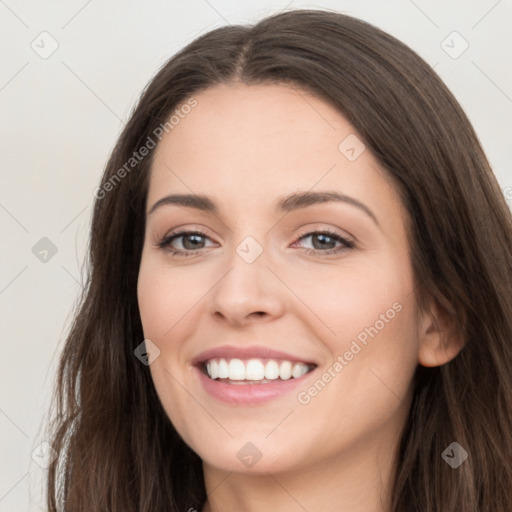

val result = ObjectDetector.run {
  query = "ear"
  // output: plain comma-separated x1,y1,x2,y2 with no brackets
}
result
417,299,465,367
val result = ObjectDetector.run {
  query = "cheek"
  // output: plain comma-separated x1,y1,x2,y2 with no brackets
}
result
291,251,419,402
283,254,412,345
137,267,168,338
137,255,203,339
137,257,198,434
291,297,418,460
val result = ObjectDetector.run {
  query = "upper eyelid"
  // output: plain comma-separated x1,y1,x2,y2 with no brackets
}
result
160,227,349,239
158,222,354,239
157,227,354,249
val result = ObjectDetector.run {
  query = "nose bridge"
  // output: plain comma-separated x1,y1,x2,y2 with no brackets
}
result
208,232,285,323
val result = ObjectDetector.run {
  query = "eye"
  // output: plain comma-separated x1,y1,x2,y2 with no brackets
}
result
156,229,215,257
155,228,355,257
292,229,355,256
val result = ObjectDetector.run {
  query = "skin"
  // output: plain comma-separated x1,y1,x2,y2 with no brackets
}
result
137,82,464,512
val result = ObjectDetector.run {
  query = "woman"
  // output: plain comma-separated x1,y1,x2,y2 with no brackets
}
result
45,8,512,511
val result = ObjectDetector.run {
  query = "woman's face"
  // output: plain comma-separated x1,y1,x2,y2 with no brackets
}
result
137,83,437,476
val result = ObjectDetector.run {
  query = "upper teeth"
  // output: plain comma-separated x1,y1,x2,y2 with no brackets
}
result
205,358,311,381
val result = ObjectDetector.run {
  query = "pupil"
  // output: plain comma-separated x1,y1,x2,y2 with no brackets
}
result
314,234,335,249
181,234,336,251
184,234,204,250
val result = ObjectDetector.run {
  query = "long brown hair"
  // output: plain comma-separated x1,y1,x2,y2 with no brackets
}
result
45,8,512,511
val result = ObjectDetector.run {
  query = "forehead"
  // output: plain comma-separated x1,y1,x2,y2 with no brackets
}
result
147,82,404,225
154,82,347,161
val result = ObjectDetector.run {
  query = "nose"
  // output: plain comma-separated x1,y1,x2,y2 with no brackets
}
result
208,243,286,327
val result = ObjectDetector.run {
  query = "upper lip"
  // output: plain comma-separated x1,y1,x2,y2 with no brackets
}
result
192,345,318,366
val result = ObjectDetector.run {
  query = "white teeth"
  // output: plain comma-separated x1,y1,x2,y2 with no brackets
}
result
204,358,312,381
246,359,265,380
292,362,309,378
217,358,229,378
207,360,218,379
228,359,246,380
279,361,292,380
264,360,280,380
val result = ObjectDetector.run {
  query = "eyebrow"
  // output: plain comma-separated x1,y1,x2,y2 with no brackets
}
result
148,191,379,227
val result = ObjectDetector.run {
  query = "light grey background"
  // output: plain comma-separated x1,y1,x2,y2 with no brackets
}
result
1,1,511,510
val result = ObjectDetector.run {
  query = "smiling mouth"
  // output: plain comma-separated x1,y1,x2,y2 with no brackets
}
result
200,357,316,383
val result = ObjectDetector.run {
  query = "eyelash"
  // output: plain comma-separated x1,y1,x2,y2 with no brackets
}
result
156,228,355,257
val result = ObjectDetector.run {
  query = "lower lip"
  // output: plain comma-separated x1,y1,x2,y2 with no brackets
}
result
195,366,315,405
